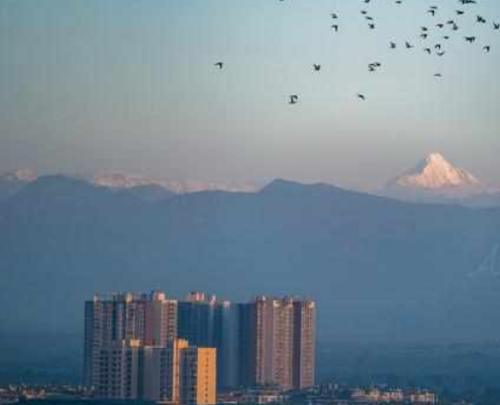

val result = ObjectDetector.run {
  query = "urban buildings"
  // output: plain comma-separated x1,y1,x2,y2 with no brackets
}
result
84,291,177,388
180,347,217,405
84,290,316,403
140,338,189,403
178,292,239,389
238,296,316,390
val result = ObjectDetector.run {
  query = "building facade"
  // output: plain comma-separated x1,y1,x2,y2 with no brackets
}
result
181,347,217,405
178,292,238,389
84,291,177,388
238,296,316,391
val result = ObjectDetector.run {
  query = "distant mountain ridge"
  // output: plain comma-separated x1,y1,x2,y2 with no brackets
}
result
382,153,500,207
390,152,481,190
0,169,259,198
2,175,500,344
0,169,38,202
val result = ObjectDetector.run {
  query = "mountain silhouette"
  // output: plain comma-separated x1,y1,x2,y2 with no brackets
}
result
1,176,500,343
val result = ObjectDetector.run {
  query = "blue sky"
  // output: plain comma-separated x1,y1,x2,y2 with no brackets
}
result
1,0,499,190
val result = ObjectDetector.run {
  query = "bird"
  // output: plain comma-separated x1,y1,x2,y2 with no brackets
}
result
368,62,381,72
456,10,465,15
477,15,486,24
494,23,500,30
313,64,321,71
214,62,223,69
421,33,428,39
390,41,396,49
465,36,476,43
424,47,432,54
331,24,339,32
434,73,442,78
483,45,491,52
368,23,376,30
405,41,413,49
436,51,446,56
357,94,366,100
289,95,298,104
330,13,338,19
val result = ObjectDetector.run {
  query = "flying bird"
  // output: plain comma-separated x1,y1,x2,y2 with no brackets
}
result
465,36,476,43
357,94,366,100
289,95,298,104
214,62,223,69
313,64,321,71
483,45,491,52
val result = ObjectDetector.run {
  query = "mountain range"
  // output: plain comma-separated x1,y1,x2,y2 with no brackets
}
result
1,170,500,344
381,152,500,207
2,152,499,207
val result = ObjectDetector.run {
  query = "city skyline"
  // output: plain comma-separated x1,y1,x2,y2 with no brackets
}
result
84,290,317,400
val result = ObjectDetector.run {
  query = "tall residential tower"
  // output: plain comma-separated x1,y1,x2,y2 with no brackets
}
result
238,296,315,390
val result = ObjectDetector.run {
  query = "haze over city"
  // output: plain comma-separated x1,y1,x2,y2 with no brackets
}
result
2,1,500,404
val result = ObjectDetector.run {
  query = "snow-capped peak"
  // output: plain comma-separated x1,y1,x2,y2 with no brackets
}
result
91,172,259,194
391,152,480,190
0,169,37,183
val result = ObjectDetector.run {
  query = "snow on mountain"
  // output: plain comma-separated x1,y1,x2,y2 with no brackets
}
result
382,153,489,203
391,153,480,190
0,169,37,183
91,172,258,194
0,169,38,201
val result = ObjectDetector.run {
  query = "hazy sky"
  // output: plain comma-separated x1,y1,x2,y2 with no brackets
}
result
1,0,500,190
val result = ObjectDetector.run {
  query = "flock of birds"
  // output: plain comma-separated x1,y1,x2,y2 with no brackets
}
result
213,0,499,104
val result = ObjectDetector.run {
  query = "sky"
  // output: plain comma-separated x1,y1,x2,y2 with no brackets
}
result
1,0,500,191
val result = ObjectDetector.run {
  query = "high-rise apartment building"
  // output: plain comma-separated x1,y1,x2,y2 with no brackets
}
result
292,300,316,389
84,291,177,387
85,290,315,399
238,296,316,391
181,347,217,405
95,339,141,400
178,292,238,389
94,338,216,404
139,338,189,403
